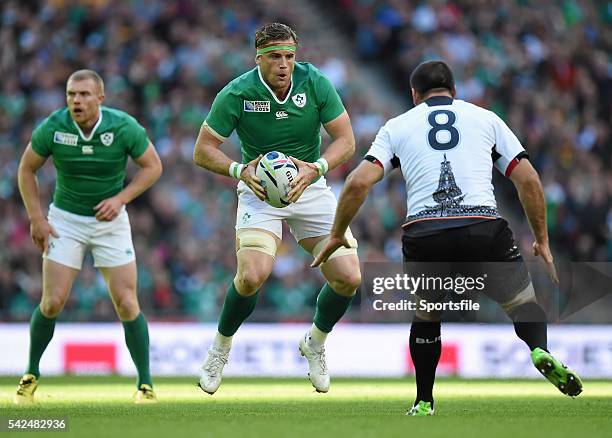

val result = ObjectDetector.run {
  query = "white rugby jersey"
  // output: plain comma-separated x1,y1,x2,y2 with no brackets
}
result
366,96,527,227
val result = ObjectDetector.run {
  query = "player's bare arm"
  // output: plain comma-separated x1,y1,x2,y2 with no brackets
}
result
17,143,59,253
94,143,162,221
288,110,355,203
509,158,558,283
311,160,383,267
193,124,266,201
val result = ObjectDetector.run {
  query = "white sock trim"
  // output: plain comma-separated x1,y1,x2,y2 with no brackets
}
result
213,332,233,350
308,323,328,348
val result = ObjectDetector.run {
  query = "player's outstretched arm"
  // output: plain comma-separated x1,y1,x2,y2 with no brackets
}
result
18,143,58,253
94,143,162,221
287,111,356,203
193,125,266,200
311,160,383,267
509,158,558,283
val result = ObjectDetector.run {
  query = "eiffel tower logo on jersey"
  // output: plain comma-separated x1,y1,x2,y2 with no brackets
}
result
427,154,466,212
407,154,498,222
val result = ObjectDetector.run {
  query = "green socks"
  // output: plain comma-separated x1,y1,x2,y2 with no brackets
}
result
122,313,152,388
313,283,354,333
218,282,259,337
26,306,56,378
26,306,152,388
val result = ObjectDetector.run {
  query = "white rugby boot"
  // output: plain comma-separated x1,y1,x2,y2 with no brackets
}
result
299,332,330,393
198,345,230,395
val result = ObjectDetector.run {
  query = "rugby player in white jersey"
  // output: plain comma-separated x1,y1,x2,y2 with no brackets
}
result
313,60,582,416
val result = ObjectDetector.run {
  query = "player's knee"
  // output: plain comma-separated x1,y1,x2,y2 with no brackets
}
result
40,296,66,318
507,302,547,323
234,270,267,296
116,303,140,321
501,283,537,314
328,269,361,297
113,291,140,320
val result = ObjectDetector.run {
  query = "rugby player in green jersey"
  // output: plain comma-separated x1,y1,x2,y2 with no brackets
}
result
14,70,162,404
193,23,361,394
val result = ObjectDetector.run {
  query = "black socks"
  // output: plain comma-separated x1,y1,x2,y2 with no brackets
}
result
509,302,548,351
409,316,441,405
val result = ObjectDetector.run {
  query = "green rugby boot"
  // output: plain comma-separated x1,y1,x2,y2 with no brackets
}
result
406,400,434,416
531,347,583,397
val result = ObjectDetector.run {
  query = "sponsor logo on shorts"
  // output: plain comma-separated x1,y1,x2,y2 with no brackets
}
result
53,131,79,146
275,110,288,120
292,93,306,108
100,132,114,146
81,145,94,155
244,100,270,112
125,248,133,255
242,212,251,224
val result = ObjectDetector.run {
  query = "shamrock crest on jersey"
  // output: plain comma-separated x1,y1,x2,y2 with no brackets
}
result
30,106,150,216
292,93,306,108
100,132,114,146
204,62,345,165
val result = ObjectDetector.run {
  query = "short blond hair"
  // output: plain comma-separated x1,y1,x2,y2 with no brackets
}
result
67,69,104,94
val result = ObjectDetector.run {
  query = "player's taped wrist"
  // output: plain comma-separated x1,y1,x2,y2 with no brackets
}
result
229,162,245,180
314,158,329,176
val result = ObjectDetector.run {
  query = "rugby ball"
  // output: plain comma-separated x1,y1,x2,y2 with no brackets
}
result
255,151,298,208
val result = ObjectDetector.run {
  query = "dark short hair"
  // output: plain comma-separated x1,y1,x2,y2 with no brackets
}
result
255,22,299,48
67,69,104,93
410,61,455,96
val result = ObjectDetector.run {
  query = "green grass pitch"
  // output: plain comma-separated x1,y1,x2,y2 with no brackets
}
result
1,376,611,437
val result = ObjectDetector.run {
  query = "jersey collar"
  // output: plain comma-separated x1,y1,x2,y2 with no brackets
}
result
72,108,103,141
425,96,454,106
257,66,293,105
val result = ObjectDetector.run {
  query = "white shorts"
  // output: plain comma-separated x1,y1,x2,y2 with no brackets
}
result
44,204,135,270
236,176,353,242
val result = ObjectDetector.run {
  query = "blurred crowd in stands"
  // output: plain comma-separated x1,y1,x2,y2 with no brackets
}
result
334,0,611,258
0,0,610,322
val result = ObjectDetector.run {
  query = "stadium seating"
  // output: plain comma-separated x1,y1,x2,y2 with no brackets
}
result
0,0,609,322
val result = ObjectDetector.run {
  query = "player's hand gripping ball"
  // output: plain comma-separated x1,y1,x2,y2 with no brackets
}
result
255,151,299,208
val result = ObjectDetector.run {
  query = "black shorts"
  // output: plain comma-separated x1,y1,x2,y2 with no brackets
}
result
402,218,531,305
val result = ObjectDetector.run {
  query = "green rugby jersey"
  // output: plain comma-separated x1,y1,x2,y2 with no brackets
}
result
31,106,150,216
204,62,345,164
